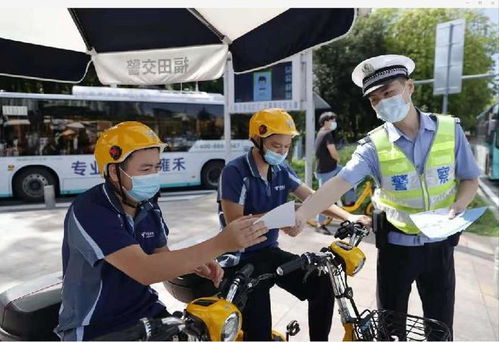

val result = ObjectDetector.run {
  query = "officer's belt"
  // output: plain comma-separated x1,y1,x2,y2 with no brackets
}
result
387,231,447,247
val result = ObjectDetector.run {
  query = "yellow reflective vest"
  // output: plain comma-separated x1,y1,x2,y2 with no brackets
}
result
370,114,457,234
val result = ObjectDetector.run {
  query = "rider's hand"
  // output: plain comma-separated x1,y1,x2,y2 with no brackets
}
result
218,215,268,252
448,202,466,219
347,214,372,228
282,225,303,237
194,260,224,288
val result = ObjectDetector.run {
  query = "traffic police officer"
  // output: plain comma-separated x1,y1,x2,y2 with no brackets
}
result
296,54,480,339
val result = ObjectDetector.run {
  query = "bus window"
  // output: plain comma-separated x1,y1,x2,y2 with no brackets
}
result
231,114,251,139
142,102,224,151
475,103,499,180
0,87,253,201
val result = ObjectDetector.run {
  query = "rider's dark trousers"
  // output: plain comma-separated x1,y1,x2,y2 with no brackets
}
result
377,238,456,340
223,247,334,341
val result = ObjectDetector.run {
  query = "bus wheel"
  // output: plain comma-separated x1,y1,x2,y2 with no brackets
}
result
201,161,225,190
14,167,57,202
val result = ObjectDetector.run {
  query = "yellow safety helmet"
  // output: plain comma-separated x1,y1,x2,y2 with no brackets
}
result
249,108,299,138
94,121,167,176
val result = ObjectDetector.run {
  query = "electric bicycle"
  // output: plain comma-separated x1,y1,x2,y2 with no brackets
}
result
308,180,374,228
0,266,298,341
277,220,451,341
163,265,299,341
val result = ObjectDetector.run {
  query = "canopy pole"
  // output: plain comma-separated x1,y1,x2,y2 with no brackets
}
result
304,50,315,188
224,56,234,163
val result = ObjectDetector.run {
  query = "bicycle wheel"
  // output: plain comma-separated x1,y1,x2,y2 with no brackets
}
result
354,309,451,341
365,202,373,216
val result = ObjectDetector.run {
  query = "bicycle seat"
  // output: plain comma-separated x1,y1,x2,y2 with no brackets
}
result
0,272,62,340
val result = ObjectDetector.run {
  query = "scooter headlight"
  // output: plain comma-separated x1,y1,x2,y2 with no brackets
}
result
221,312,240,341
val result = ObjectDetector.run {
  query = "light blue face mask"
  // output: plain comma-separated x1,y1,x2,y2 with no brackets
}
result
263,148,287,166
121,169,160,202
373,87,410,123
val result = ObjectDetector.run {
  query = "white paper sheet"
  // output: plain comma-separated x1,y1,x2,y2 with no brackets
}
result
255,201,296,229
409,207,487,239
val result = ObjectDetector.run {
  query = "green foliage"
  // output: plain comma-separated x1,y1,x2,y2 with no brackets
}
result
290,143,357,190
380,9,497,130
290,159,319,190
466,196,499,236
314,13,389,140
314,9,498,135
290,148,373,215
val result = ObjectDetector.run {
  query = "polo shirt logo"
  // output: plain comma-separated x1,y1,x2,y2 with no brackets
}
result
141,231,155,239
274,185,285,191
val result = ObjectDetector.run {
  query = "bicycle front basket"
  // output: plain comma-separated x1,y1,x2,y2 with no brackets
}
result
354,309,451,341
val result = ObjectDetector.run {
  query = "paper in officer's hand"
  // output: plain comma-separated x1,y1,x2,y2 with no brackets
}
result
409,207,487,239
255,201,296,229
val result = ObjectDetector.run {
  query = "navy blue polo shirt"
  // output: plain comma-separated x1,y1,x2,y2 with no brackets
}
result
56,182,169,341
218,149,301,264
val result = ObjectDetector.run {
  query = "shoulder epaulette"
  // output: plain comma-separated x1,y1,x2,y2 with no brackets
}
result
431,113,460,124
359,125,384,145
358,136,372,145
367,125,384,136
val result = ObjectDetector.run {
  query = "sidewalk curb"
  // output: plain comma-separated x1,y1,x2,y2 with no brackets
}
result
478,178,499,207
0,190,215,214
478,178,499,222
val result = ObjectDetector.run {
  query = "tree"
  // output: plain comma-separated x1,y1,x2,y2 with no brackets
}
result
380,9,497,130
314,9,497,136
314,12,390,140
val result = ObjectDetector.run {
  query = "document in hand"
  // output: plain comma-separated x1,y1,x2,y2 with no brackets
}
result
409,207,487,239
255,201,296,229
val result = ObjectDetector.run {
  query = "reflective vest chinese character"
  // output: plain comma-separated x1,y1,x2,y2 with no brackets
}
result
370,114,457,234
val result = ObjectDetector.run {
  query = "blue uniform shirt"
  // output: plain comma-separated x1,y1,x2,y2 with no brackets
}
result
339,111,480,186
219,149,301,264
56,182,169,341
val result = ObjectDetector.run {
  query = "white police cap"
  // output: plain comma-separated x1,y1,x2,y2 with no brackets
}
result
351,54,415,96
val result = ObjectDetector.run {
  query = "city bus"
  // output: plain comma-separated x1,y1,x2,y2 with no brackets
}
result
0,86,252,202
474,102,499,180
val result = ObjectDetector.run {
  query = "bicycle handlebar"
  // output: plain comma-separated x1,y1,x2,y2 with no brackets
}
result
276,254,310,276
236,263,254,279
94,320,149,341
94,317,185,341
225,263,255,303
334,220,369,246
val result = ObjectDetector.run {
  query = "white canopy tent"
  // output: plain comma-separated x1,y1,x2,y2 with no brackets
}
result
0,7,356,185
